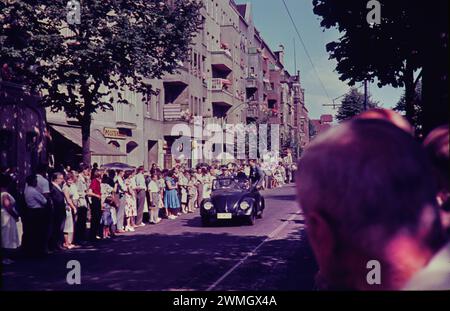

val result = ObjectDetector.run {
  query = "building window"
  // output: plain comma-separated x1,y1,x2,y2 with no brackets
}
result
192,97,196,115
193,52,198,68
126,141,138,154
155,88,162,120
201,97,205,115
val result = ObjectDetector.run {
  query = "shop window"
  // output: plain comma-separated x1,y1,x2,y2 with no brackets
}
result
118,128,132,137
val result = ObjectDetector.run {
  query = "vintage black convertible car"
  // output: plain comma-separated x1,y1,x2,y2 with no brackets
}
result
200,176,265,226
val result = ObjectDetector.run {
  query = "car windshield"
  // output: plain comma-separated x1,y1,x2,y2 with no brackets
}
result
213,177,250,191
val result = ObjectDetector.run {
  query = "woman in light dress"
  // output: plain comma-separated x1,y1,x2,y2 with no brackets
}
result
124,171,137,231
62,173,78,249
164,170,180,219
1,174,20,264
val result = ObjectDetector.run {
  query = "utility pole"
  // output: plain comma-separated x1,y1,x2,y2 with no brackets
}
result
363,79,368,111
293,37,297,74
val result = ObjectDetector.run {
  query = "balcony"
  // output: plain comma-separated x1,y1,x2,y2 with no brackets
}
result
268,91,279,102
115,89,138,127
266,109,280,124
163,66,190,86
209,78,234,106
246,76,258,89
163,103,182,121
246,104,260,119
211,49,233,72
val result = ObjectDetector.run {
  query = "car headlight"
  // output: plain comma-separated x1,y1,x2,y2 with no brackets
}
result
240,201,250,210
204,202,213,210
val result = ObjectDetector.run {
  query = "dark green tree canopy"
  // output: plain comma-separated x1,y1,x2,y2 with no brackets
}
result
312,0,422,88
0,0,203,164
312,0,448,135
1,0,203,118
336,88,377,122
394,81,423,134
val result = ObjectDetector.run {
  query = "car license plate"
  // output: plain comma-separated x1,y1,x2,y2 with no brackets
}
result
217,213,232,219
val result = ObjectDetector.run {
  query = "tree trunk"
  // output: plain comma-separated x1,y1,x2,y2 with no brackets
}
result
404,60,415,126
421,0,449,137
80,115,91,166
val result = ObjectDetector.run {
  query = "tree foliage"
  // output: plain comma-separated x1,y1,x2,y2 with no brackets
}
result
312,0,448,134
394,81,422,134
0,0,203,164
336,88,377,122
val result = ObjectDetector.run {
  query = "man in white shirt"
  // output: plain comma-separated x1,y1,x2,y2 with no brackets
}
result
283,149,294,183
24,181,47,209
134,166,147,226
23,174,49,257
35,164,50,197
49,172,66,250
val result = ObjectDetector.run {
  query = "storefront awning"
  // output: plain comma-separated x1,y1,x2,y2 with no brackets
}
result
50,124,126,156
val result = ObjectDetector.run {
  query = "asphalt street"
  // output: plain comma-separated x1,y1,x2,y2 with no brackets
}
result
1,184,318,291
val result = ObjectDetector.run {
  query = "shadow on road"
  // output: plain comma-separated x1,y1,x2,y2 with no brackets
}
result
181,216,255,228
1,226,317,291
263,194,297,201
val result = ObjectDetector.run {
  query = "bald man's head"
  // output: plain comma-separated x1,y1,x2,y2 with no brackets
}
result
356,108,414,135
297,119,445,289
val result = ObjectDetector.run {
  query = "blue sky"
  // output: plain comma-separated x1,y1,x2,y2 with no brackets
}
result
238,0,403,119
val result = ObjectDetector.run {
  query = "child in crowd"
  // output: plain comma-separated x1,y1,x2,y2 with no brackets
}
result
101,197,115,238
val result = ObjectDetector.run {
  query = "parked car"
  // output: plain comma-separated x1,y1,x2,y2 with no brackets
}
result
200,176,265,226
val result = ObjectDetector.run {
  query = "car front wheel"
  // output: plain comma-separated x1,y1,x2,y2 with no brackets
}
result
246,212,256,226
257,199,265,219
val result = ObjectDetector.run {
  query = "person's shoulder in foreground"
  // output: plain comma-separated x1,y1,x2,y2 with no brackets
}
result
402,241,450,290
296,117,449,290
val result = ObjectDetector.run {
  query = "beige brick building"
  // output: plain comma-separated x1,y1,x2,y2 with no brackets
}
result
46,0,310,169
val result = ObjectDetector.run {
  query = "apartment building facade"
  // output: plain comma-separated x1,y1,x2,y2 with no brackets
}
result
45,0,310,169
